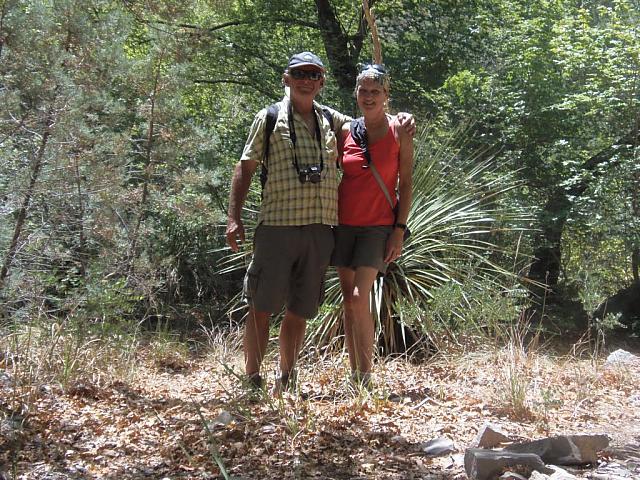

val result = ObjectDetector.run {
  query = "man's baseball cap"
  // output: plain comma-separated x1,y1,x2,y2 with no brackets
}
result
287,51,325,71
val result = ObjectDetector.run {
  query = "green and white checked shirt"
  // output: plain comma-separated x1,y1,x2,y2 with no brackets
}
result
241,97,350,226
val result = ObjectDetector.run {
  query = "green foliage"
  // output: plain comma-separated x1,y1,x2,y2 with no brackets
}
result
407,280,529,345
374,0,491,117
432,0,639,313
82,275,143,321
306,125,531,353
146,167,234,306
0,0,637,339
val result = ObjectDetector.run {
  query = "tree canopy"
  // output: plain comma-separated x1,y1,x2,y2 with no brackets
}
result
1,0,638,333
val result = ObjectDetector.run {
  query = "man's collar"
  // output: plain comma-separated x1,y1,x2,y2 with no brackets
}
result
280,96,322,118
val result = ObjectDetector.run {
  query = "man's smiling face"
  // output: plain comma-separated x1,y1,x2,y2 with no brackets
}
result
285,66,325,101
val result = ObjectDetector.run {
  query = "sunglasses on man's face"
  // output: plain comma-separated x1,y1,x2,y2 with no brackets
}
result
289,69,324,81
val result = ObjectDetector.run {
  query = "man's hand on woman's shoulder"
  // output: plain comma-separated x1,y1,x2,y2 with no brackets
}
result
395,112,416,137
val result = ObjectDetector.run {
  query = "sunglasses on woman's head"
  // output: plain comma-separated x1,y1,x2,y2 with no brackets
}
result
360,63,387,74
289,69,324,81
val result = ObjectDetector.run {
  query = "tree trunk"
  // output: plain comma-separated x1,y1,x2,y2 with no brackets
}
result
527,127,640,294
631,110,639,283
126,52,164,274
314,0,370,99
632,174,639,283
0,0,7,61
72,153,87,276
527,190,571,296
0,109,55,290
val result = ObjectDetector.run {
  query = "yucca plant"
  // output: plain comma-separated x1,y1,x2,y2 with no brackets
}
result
216,203,259,322
218,124,530,356
309,124,529,354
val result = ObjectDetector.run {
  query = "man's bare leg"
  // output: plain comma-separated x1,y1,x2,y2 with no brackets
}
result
244,307,270,380
278,309,306,385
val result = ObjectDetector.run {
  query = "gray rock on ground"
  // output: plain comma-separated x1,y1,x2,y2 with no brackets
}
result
605,349,639,365
464,448,554,480
529,465,579,479
505,434,610,465
471,422,512,448
208,410,234,428
499,472,529,480
421,436,456,456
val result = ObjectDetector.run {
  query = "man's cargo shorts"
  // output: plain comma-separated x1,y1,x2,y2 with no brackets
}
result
243,224,334,319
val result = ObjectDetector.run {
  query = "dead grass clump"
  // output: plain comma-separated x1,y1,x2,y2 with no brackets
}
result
2,315,639,479
1,316,140,416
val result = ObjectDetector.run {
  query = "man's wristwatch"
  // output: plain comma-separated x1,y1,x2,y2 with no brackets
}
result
394,223,408,231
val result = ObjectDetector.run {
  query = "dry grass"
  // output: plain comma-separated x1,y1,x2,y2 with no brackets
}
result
1,319,639,479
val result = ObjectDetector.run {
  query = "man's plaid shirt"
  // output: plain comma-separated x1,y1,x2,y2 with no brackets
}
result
240,97,350,226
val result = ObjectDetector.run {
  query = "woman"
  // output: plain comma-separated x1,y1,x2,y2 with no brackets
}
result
332,64,414,386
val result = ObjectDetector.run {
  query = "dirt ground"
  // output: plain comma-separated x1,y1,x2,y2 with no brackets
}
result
2,335,639,479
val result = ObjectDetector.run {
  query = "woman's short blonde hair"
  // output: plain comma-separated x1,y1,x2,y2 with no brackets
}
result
354,64,390,96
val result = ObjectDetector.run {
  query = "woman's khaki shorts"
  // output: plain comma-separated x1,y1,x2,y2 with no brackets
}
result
330,225,393,274
243,224,334,319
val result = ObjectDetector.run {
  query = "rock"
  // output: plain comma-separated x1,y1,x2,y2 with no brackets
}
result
451,452,466,468
529,465,578,480
0,372,13,386
464,448,554,480
260,424,275,434
471,422,512,448
421,436,455,456
531,468,581,480
546,465,579,479
209,410,233,428
499,472,528,480
590,474,632,480
605,349,639,365
505,434,610,465
591,459,640,479
389,435,407,445
0,416,25,443
529,472,550,480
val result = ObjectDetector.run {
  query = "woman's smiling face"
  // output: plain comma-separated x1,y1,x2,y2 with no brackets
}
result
356,77,388,114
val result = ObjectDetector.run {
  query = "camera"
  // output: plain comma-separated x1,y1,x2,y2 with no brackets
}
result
298,165,322,184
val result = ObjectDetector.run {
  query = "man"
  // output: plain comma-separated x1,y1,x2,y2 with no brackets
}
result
226,51,413,393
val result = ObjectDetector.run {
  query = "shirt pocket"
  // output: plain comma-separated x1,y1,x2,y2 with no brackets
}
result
273,122,294,150
323,128,337,161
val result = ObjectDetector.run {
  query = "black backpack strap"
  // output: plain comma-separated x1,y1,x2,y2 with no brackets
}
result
350,117,372,167
350,117,399,220
320,106,334,133
260,103,280,192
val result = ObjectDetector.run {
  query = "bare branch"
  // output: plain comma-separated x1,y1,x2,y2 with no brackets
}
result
140,16,319,34
568,127,640,197
193,79,278,101
0,0,7,61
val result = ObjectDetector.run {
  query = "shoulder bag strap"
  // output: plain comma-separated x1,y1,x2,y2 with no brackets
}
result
369,162,395,212
350,118,396,214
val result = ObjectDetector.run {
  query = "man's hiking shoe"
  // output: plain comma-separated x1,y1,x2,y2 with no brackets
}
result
272,369,297,396
350,371,373,391
246,372,263,390
240,373,264,402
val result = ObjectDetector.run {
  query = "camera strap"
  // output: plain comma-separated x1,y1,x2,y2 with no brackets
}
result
287,103,324,176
